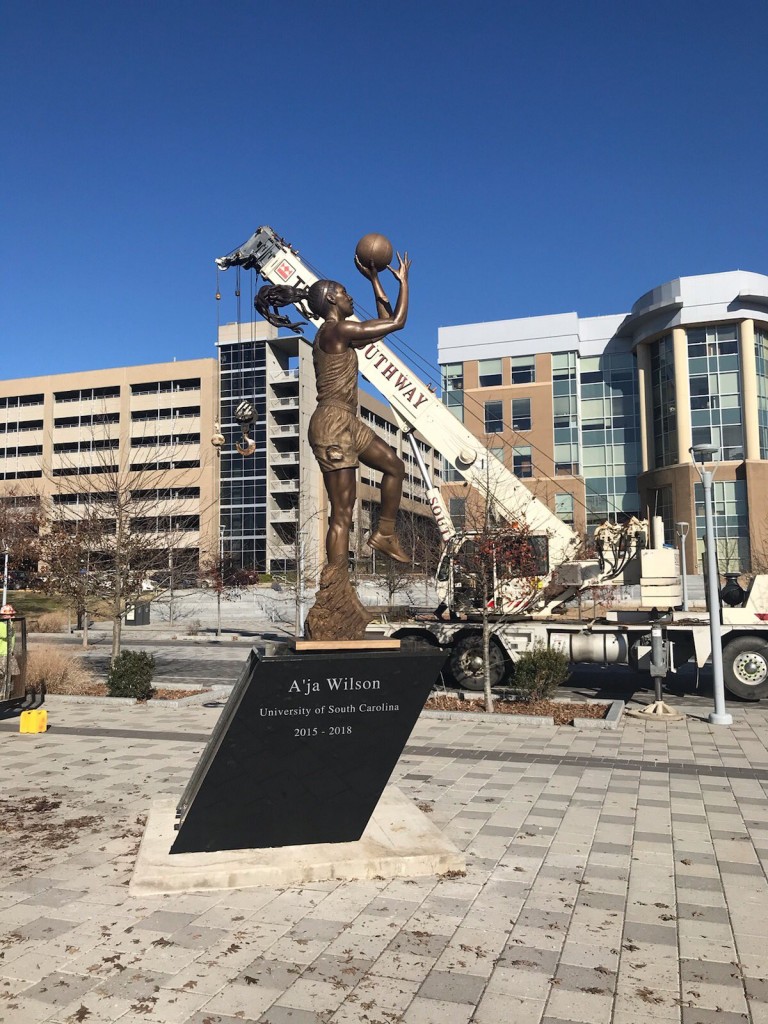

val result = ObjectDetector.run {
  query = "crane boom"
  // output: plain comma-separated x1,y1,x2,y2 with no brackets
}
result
216,226,581,573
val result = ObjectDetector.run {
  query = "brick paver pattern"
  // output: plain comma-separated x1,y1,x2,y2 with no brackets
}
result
1,698,768,1024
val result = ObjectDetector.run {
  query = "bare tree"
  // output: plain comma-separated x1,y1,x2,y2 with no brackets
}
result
0,489,42,591
396,507,442,601
375,557,417,608
40,512,103,645
266,503,329,636
42,421,208,661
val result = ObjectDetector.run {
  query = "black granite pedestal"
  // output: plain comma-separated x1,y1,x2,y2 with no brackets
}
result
171,646,447,854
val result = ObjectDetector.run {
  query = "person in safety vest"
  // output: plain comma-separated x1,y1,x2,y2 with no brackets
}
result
0,604,16,681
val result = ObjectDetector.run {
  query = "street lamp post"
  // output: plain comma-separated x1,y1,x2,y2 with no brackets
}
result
217,525,225,638
675,521,690,612
690,445,733,726
1,541,9,608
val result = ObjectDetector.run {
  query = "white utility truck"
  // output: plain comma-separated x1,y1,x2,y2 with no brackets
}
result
217,227,768,701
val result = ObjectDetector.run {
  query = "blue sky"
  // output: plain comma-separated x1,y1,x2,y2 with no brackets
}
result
3,0,768,388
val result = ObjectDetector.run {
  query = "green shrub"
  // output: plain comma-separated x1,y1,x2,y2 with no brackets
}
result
106,650,156,700
512,643,570,702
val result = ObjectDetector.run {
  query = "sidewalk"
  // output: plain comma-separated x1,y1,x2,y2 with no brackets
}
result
1,701,767,1024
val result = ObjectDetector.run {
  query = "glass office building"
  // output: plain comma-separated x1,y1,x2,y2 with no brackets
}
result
439,270,768,573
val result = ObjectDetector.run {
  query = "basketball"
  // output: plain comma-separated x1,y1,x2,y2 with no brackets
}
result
355,233,394,272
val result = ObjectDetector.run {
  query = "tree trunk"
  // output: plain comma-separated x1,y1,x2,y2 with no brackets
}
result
111,613,122,663
82,610,89,649
169,551,175,629
482,608,494,713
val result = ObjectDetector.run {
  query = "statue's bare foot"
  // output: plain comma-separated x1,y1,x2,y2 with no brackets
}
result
368,531,410,564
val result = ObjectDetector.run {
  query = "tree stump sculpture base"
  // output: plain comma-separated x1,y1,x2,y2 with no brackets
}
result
304,563,373,642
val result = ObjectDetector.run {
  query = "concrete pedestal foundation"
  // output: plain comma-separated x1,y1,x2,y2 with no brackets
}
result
130,787,466,895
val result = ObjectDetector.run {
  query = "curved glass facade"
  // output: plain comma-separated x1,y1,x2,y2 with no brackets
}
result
687,325,743,461
756,327,768,459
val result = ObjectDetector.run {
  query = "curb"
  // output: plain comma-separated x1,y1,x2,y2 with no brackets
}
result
573,699,625,730
422,709,555,726
39,687,223,709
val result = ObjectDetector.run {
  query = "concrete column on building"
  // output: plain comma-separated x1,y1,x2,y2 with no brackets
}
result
41,388,55,490
672,327,692,463
119,380,133,476
739,319,760,460
636,343,653,472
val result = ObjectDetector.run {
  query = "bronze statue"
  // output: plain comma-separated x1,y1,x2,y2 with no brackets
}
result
255,242,411,639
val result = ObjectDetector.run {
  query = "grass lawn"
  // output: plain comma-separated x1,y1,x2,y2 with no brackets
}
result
7,591,72,617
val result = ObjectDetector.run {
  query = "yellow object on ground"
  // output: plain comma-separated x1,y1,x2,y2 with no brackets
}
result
19,709,47,733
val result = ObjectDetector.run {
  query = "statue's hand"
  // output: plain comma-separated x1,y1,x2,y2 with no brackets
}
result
388,251,411,282
354,254,377,281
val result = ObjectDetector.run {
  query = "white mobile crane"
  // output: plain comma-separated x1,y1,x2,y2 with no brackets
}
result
217,227,768,701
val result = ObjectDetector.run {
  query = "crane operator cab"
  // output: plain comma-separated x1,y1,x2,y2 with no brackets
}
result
0,604,30,714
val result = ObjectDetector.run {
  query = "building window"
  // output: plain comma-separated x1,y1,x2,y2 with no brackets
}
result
512,446,532,477
694,479,750,572
478,359,502,387
0,394,44,410
511,355,535,384
490,447,505,465
555,446,579,475
443,456,463,482
54,412,120,428
651,334,677,468
553,352,579,474
0,445,43,458
54,386,119,403
688,325,744,461
0,419,43,433
553,352,577,380
130,378,200,396
449,497,466,528
511,398,530,431
442,363,464,422
756,327,768,459
580,351,640,523
555,493,574,524
484,400,504,433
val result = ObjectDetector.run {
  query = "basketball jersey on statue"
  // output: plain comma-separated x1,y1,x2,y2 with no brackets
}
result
313,343,358,411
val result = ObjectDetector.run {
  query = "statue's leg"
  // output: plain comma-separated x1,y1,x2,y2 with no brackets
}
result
359,437,405,521
360,439,409,564
323,467,356,565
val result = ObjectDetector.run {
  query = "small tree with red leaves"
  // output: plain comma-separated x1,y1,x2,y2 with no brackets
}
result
455,519,547,712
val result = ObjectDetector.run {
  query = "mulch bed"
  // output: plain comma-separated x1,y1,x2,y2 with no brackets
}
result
425,693,610,726
45,683,207,701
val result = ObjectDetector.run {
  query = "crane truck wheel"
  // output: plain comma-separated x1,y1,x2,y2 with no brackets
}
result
390,629,440,647
722,636,768,701
447,634,507,691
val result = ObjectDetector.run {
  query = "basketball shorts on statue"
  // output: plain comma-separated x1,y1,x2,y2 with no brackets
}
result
308,404,376,473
